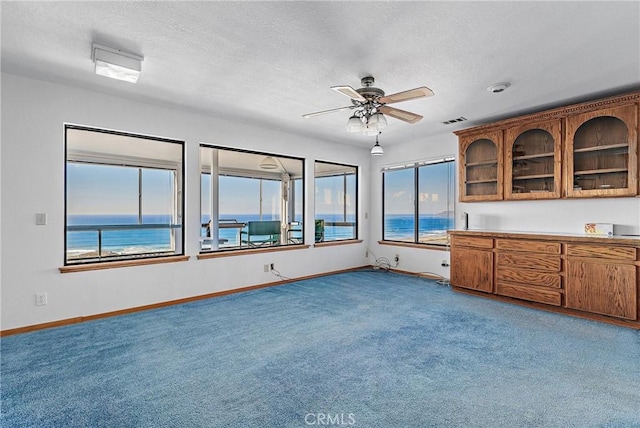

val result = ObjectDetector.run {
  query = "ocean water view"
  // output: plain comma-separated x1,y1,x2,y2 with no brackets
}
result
66,213,452,258
66,215,175,258
66,214,358,256
384,214,453,242
211,213,357,246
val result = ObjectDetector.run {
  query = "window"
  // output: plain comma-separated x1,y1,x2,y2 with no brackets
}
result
383,167,415,242
314,161,358,242
65,126,184,265
200,146,304,251
383,157,455,246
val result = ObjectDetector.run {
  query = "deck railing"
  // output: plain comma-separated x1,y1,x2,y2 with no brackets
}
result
66,223,180,261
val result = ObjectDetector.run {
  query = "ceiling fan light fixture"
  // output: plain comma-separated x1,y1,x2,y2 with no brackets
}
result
303,76,432,134
346,115,364,133
370,133,384,156
363,123,380,136
368,112,387,131
371,142,384,156
259,156,279,170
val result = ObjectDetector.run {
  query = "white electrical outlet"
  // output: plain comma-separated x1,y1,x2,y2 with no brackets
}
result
263,264,270,272
36,293,47,306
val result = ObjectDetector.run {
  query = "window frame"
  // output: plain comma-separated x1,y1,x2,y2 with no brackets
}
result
314,160,359,242
199,144,305,253
64,124,185,266
381,156,455,248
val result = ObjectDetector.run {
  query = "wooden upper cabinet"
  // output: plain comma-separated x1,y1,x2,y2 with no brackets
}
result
455,91,640,202
459,131,503,202
505,120,562,200
565,104,638,197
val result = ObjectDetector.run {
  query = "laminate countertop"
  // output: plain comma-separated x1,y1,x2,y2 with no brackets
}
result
448,229,640,247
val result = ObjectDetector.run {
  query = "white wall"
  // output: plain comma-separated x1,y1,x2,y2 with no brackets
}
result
370,130,640,279
0,73,371,330
368,133,458,279
3,72,639,331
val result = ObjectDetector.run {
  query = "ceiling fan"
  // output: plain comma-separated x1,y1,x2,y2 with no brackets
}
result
302,76,434,135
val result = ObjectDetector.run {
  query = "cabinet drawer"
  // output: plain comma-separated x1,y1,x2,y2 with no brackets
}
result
495,239,560,254
496,268,561,288
567,244,636,261
451,235,493,249
496,282,562,306
497,253,561,272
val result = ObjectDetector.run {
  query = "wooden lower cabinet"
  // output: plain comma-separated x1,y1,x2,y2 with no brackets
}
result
451,247,493,293
566,257,637,320
449,231,640,327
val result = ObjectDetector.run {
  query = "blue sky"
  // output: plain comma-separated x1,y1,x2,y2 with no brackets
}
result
315,175,356,217
201,175,283,218
67,163,173,215
384,162,454,215
69,161,450,219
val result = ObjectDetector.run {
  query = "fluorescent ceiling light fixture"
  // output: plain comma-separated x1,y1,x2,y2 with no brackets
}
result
92,43,143,83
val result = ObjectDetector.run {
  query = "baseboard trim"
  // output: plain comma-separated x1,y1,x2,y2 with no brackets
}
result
452,286,640,330
1,266,370,337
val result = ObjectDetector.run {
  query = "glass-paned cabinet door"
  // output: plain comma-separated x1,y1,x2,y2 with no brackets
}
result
505,120,562,200
565,104,638,198
459,131,503,201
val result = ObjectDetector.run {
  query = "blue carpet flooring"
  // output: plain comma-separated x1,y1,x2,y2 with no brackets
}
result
1,270,639,427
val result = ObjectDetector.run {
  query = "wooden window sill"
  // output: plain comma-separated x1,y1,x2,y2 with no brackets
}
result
314,239,363,248
198,244,310,259
378,240,449,251
60,255,190,273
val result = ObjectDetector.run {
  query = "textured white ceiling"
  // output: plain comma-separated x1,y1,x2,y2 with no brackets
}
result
2,1,639,149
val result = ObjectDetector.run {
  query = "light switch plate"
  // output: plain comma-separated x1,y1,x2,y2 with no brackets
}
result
35,213,47,225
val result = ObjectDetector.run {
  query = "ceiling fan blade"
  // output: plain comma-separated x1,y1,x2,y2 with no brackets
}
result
302,105,354,118
378,86,434,104
379,106,423,124
331,85,366,102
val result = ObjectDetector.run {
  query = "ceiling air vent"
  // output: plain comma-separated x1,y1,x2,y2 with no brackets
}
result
442,117,467,125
